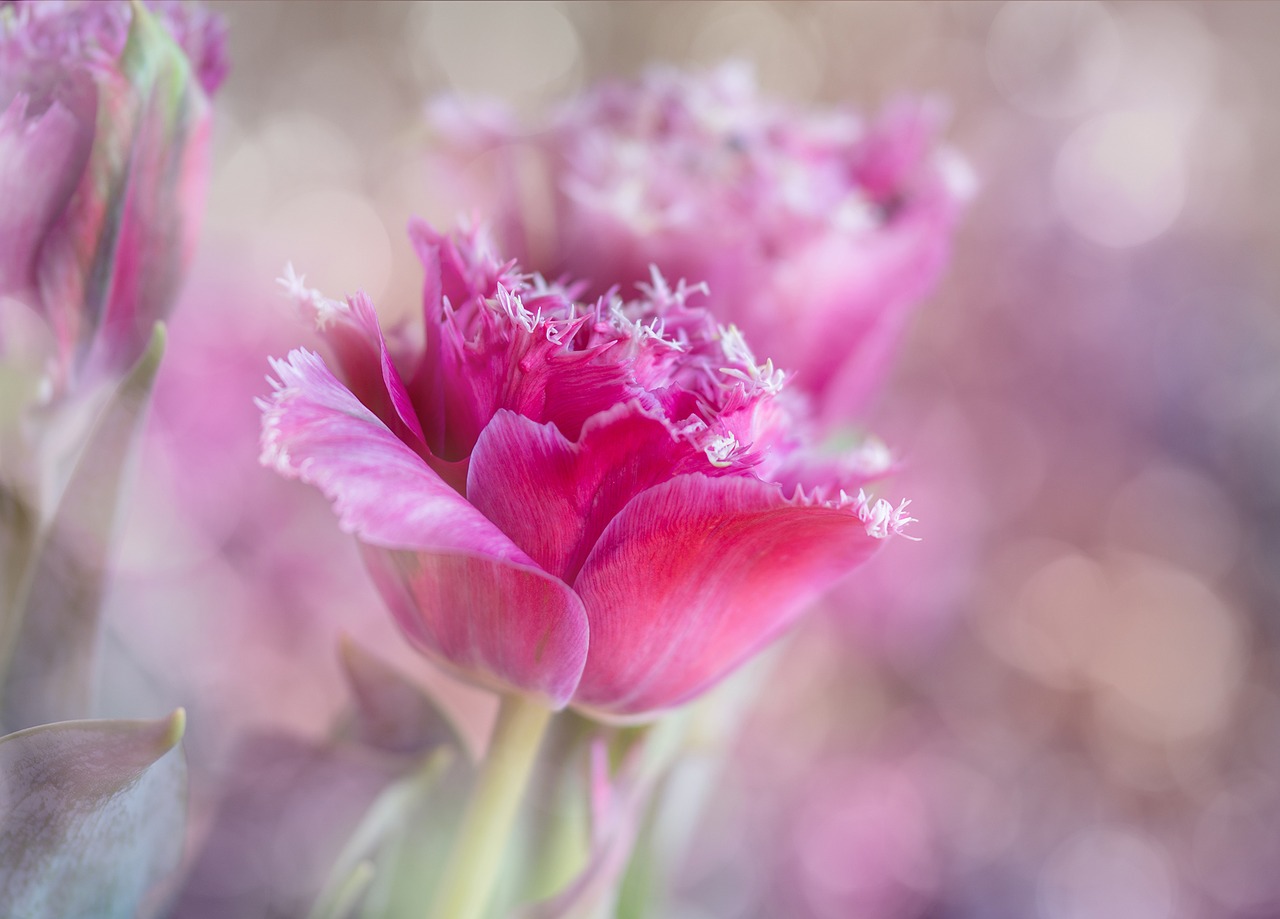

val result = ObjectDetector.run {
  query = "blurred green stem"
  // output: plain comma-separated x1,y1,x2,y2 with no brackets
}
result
429,692,551,919
0,488,36,708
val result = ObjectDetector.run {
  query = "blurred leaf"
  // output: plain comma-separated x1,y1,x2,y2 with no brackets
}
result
311,859,375,919
0,324,165,732
615,652,779,919
172,731,414,919
338,635,467,758
308,746,454,919
0,710,187,919
516,735,652,919
0,485,35,639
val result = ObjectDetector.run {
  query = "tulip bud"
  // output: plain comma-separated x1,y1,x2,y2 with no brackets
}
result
0,0,225,391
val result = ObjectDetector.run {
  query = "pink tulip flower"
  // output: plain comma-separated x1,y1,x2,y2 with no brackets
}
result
0,0,225,389
258,222,915,719
430,64,971,421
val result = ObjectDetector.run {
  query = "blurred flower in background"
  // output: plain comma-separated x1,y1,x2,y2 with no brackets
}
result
0,0,225,392
429,63,971,423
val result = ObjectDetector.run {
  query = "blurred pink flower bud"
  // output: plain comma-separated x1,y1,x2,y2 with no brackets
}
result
258,222,914,718
0,0,225,390
430,63,971,421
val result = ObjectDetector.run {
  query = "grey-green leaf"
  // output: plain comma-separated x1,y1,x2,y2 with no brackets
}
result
0,710,187,919
0,323,165,732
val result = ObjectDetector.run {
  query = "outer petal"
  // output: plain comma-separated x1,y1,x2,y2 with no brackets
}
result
466,405,705,583
258,348,588,706
572,474,886,717
0,93,94,301
261,349,511,557
364,547,588,709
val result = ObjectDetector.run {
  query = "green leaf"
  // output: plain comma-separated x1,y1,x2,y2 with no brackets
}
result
516,738,649,919
0,710,187,919
0,486,36,638
0,324,165,732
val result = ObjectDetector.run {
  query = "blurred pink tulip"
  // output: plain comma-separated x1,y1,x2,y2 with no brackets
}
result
431,64,970,421
259,222,914,718
0,0,225,389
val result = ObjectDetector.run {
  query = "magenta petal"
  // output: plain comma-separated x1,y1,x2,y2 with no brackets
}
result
316,290,429,454
364,547,588,709
572,475,884,716
260,349,521,558
466,406,698,582
259,349,588,705
0,94,93,301
32,3,215,384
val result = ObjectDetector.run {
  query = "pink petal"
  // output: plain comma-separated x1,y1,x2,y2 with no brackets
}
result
406,220,635,461
34,5,215,383
260,349,509,557
768,210,953,419
0,93,93,302
259,348,588,706
572,474,885,716
466,405,701,582
364,547,588,709
313,290,430,458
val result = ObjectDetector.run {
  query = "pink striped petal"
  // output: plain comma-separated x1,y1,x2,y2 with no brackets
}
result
0,93,93,301
466,405,701,582
572,474,885,717
295,286,431,460
261,349,510,557
363,547,587,709
259,348,588,705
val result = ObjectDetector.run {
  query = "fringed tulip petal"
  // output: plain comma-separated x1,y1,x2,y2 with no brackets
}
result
407,221,637,462
279,272,429,458
572,475,886,716
261,348,527,562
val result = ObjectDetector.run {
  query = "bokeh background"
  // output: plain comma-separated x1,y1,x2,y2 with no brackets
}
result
101,2,1280,917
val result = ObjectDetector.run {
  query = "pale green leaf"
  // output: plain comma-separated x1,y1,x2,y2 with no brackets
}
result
0,710,187,919
0,324,165,732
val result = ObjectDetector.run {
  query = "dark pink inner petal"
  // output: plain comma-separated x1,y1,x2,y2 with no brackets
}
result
318,292,429,454
466,405,706,584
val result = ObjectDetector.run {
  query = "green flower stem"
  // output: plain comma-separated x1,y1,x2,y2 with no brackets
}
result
429,692,552,919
